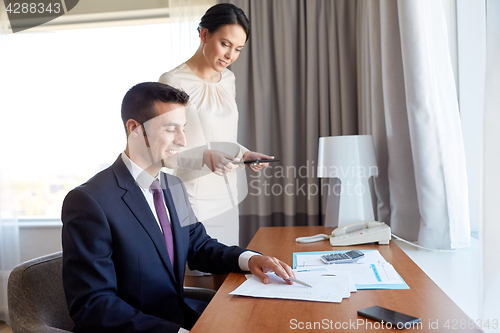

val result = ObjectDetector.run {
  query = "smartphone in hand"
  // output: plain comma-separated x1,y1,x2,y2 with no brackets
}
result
232,158,281,165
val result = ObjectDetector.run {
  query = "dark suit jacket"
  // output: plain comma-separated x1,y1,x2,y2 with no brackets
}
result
62,156,246,332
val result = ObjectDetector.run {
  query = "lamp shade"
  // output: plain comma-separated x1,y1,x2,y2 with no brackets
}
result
317,135,378,227
317,135,377,178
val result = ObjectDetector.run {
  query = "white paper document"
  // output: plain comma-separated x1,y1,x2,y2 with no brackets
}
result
292,250,408,289
230,270,355,303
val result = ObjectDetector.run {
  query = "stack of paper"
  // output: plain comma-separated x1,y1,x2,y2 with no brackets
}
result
230,270,356,303
296,262,407,289
293,250,409,290
229,250,409,303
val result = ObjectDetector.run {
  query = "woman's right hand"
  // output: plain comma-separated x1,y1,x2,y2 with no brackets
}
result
203,149,239,176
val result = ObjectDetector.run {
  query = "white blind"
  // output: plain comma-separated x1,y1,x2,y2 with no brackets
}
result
2,0,215,32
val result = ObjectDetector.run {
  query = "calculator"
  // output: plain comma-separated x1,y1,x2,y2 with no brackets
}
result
320,250,365,264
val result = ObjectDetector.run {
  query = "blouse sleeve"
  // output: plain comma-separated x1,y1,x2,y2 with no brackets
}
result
159,72,184,90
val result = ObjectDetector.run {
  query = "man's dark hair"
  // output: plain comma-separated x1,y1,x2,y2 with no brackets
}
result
198,3,250,42
121,82,189,134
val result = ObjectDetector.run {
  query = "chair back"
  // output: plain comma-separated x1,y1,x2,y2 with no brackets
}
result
8,251,74,333
8,252,217,332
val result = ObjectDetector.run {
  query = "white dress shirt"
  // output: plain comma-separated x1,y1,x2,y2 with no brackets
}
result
121,152,169,231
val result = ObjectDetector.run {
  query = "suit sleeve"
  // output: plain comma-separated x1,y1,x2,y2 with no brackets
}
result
62,188,182,333
185,221,247,274
165,175,247,273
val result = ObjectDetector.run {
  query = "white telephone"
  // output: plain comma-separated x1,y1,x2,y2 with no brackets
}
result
296,221,391,246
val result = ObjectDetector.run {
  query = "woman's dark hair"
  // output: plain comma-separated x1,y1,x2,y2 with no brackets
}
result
198,3,250,41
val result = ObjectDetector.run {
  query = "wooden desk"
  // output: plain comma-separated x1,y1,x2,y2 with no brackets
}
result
191,227,481,332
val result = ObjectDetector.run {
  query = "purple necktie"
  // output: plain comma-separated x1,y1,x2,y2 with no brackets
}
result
150,180,174,267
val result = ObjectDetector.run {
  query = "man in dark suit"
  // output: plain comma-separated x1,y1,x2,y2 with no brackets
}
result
61,82,294,333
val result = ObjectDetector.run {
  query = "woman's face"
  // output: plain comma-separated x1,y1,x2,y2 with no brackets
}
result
201,24,247,73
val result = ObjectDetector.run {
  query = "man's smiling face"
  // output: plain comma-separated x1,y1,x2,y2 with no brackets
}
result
142,101,187,170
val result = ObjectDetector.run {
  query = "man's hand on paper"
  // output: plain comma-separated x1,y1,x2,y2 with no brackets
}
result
248,255,296,285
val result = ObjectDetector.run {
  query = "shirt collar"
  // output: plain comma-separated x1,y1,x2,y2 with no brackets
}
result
121,152,160,190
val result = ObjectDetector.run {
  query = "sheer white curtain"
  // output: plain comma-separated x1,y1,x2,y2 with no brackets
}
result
481,0,500,326
0,5,21,324
357,0,470,249
0,182,21,324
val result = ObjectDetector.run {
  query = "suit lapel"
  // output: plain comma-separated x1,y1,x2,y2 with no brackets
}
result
112,157,177,284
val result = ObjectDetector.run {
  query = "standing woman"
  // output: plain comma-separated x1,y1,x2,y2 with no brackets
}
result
159,3,272,246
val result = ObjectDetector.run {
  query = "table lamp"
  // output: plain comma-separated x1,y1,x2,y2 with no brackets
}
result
317,135,378,227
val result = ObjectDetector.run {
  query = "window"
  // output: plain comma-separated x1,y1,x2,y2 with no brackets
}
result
1,21,199,218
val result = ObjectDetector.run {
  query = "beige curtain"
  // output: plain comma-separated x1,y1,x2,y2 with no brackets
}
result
228,0,359,246
230,0,470,249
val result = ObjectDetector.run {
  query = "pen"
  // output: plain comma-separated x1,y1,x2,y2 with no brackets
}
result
232,158,281,165
274,273,312,288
